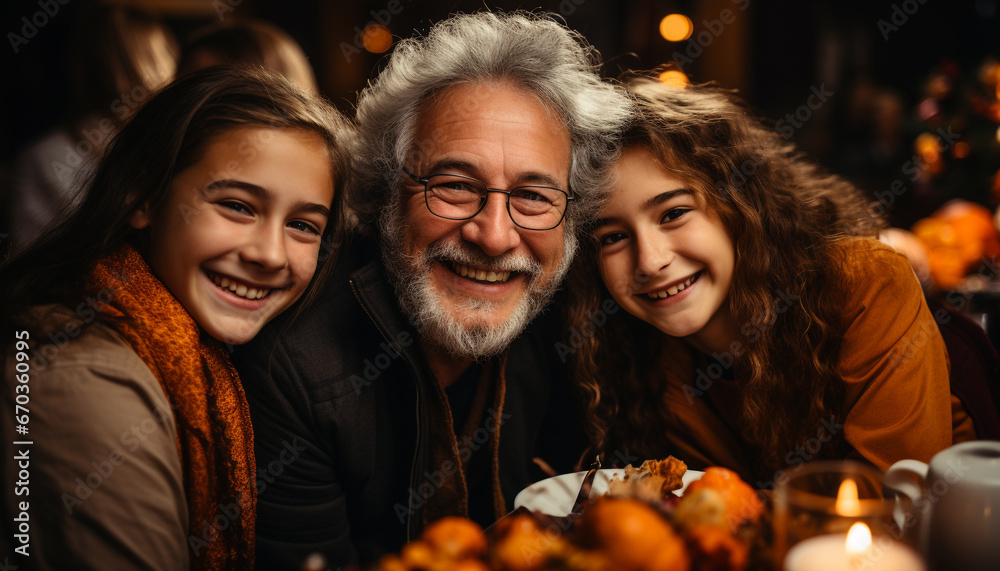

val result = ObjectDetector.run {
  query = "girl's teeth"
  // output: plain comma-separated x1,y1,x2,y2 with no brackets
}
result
209,272,271,300
647,273,698,300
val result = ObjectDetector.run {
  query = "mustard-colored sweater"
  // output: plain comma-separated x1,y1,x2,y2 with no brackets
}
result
648,238,974,483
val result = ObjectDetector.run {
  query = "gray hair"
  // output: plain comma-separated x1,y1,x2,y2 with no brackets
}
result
351,10,633,233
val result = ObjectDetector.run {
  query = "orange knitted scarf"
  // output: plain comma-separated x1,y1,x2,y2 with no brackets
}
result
88,244,255,569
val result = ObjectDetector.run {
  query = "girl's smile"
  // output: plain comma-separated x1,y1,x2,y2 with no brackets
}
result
639,269,704,301
204,269,284,307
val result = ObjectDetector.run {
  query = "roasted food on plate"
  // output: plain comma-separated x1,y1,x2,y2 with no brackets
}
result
378,457,769,571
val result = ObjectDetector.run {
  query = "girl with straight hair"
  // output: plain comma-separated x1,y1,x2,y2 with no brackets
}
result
1,66,351,569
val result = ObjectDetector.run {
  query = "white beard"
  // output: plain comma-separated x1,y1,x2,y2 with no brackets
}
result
379,203,576,359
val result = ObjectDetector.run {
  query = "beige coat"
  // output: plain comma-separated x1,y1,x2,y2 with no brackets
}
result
2,304,188,569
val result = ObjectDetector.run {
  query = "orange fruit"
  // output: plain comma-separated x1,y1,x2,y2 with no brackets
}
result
377,554,408,571
928,248,969,289
490,514,552,571
422,516,488,560
913,217,947,249
684,467,763,525
401,540,436,568
447,560,491,571
576,497,689,571
914,201,1000,289
685,524,750,570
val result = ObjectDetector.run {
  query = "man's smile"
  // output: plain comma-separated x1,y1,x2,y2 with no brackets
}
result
446,261,515,284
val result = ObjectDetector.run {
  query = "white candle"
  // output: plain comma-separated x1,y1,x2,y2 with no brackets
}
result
785,533,925,571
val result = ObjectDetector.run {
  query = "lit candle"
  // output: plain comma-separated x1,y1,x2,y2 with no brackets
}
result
847,522,873,568
836,479,862,517
784,523,925,571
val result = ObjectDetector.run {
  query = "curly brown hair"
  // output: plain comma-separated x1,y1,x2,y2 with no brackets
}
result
566,73,884,478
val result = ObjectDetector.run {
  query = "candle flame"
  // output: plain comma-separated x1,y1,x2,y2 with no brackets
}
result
846,522,872,555
835,478,861,516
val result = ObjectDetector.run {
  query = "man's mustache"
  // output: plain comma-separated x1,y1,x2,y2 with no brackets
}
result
423,239,542,279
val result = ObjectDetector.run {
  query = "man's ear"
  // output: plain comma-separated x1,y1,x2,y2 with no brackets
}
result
129,202,151,230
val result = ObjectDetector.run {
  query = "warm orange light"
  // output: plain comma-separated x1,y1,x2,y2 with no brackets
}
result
835,478,861,516
658,70,689,88
915,132,943,173
954,141,970,158
659,14,693,42
845,522,872,555
362,25,392,53
915,132,941,155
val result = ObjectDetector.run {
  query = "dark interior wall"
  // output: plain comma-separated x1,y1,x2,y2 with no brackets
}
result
2,0,998,165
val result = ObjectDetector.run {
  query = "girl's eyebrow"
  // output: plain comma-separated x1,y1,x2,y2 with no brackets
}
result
593,188,692,228
641,188,692,210
205,179,331,218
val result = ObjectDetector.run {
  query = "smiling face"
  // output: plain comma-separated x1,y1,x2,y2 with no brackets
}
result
132,127,334,345
595,147,737,354
383,82,573,357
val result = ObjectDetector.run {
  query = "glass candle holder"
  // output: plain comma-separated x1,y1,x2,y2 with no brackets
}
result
774,460,923,571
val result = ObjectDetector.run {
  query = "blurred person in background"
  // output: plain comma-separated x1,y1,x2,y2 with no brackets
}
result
5,3,178,245
177,17,318,94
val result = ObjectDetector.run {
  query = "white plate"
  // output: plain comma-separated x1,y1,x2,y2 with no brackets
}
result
514,468,705,517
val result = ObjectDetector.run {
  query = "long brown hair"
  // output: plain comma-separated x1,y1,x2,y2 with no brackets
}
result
567,73,884,477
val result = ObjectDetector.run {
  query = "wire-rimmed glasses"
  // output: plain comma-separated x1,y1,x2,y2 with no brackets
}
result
402,167,573,231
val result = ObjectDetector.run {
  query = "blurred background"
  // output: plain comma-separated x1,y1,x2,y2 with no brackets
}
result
2,0,1000,317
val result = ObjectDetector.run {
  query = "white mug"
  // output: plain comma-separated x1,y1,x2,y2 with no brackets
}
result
884,440,1000,570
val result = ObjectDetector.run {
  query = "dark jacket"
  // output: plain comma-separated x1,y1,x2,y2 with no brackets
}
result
234,234,586,569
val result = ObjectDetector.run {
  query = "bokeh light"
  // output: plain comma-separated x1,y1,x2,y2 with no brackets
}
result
659,14,693,42
658,70,689,88
362,25,393,53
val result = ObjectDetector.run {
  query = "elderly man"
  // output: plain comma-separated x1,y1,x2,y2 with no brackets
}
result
234,11,631,567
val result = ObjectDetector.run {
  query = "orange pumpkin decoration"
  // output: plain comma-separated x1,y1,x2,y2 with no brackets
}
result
422,516,489,560
912,200,1000,288
575,497,690,571
683,467,764,526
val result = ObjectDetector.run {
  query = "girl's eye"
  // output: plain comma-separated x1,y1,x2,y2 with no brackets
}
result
598,232,627,247
661,208,690,223
288,220,321,235
220,201,252,215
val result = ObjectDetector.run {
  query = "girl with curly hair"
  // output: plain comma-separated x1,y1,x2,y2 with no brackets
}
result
567,74,976,484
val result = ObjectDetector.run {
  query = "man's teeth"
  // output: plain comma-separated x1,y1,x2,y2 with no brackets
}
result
210,273,270,300
452,263,512,283
647,273,699,299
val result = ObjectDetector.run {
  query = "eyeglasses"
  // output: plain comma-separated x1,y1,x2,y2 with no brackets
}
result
402,167,574,231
